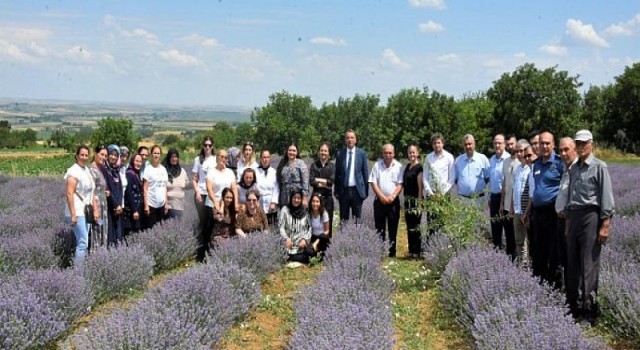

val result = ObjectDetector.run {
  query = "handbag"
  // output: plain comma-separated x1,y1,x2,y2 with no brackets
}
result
75,191,97,225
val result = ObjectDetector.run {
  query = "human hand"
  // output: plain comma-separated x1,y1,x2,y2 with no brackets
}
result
598,226,610,245
285,238,293,249
299,239,307,249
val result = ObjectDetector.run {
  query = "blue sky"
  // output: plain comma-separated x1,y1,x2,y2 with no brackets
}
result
1,0,638,108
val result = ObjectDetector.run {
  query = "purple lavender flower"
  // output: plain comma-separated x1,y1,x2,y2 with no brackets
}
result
212,232,287,280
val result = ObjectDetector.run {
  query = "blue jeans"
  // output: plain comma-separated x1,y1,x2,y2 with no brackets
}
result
66,216,89,264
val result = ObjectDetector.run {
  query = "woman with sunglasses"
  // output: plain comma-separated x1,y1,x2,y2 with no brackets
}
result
236,141,258,182
192,136,216,258
236,190,269,235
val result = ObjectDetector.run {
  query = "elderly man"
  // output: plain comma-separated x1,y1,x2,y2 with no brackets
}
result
488,134,513,256
423,132,455,236
555,137,578,275
454,134,490,202
369,144,403,257
565,130,614,325
334,129,369,223
525,131,564,288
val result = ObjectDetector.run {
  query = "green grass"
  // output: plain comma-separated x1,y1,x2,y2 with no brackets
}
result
0,155,72,176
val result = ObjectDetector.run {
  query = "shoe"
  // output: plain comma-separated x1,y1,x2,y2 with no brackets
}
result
287,261,303,268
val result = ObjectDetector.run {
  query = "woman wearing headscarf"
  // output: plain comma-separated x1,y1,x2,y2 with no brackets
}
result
279,189,312,264
89,145,108,249
64,145,97,264
124,152,144,236
143,145,169,229
103,144,124,245
276,143,309,208
163,148,189,220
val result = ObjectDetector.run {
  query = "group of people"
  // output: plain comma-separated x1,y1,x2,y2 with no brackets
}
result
64,144,189,263
433,129,613,326
65,127,613,325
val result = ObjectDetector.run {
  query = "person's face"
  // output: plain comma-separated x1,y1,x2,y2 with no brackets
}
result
223,192,234,206
575,140,592,159
108,151,119,165
310,196,321,212
318,144,329,162
133,155,143,170
202,141,213,154
243,145,253,158
170,153,179,166
96,149,107,163
524,149,537,166
120,153,129,163
558,140,576,166
217,152,228,166
407,146,418,162
287,145,297,160
382,146,394,164
493,135,505,155
530,135,540,156
463,138,476,155
76,149,89,165
432,139,444,154
516,144,527,163
151,148,161,163
139,149,149,161
345,131,356,148
246,194,258,210
260,151,271,167
243,172,254,185
291,193,302,207
539,132,554,158
506,137,517,155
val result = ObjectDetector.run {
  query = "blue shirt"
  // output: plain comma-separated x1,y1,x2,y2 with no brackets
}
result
454,152,490,197
531,152,563,207
489,152,510,194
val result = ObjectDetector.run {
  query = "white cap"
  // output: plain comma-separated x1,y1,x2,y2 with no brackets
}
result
574,129,593,142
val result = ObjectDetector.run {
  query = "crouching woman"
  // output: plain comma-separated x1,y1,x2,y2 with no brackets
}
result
279,189,312,264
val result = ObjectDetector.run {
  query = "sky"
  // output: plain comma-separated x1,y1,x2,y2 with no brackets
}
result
0,0,639,109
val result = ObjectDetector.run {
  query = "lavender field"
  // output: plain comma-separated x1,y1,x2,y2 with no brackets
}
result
0,163,638,349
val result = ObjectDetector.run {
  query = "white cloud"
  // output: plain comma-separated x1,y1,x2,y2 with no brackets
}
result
437,53,460,63
408,0,445,10
64,45,92,61
483,59,504,69
180,33,219,47
539,44,568,56
565,19,609,48
603,13,640,37
382,49,411,69
159,49,201,67
418,21,444,33
513,52,526,58
0,27,51,42
309,36,348,46
121,28,160,45
0,42,34,62
27,41,48,56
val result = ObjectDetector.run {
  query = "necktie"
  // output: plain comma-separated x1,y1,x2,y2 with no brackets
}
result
345,150,353,187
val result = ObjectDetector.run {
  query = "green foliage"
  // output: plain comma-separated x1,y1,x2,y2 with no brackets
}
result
0,155,72,176
0,128,38,149
234,122,256,145
487,63,583,141
90,117,140,150
162,134,181,146
417,194,487,246
607,62,640,152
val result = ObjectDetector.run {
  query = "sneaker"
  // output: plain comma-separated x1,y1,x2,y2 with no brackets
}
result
287,261,303,268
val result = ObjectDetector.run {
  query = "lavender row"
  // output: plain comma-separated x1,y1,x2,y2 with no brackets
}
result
440,245,607,350
72,232,287,349
598,215,640,342
288,224,395,349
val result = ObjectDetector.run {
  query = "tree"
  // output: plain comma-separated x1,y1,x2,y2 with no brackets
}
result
90,117,140,150
487,63,583,141
235,122,256,146
581,84,615,142
607,62,640,152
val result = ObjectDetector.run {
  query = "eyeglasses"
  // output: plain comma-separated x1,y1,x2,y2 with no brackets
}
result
218,154,228,159
524,154,534,159
203,143,213,148
247,198,258,202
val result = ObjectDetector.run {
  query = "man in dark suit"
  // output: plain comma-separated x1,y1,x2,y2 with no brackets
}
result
334,129,369,223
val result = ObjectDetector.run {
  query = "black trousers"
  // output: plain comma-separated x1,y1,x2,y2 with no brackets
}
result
147,206,165,229
195,195,213,262
566,207,601,321
339,187,363,223
374,197,400,257
531,204,561,288
404,198,422,255
489,193,516,259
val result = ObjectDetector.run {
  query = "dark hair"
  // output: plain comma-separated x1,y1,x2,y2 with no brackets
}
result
276,143,301,185
430,133,444,144
76,145,90,156
528,130,541,141
94,144,107,153
129,153,143,169
317,141,332,159
309,192,325,216
163,148,181,183
505,133,517,141
245,189,261,202
239,168,257,188
137,146,149,154
220,187,237,225
199,136,214,165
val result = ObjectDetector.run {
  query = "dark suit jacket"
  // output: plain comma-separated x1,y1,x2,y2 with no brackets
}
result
334,146,369,200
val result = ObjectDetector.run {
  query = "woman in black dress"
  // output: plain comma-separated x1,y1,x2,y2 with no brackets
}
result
403,144,423,258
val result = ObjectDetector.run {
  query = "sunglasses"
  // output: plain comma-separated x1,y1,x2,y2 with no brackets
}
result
247,198,258,202
203,143,213,148
524,154,534,159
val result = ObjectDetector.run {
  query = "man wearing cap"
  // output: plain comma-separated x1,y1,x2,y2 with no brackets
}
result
525,130,563,288
565,129,614,325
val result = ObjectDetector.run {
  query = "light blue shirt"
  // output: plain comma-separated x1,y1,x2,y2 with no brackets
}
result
454,152,490,197
488,152,510,194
